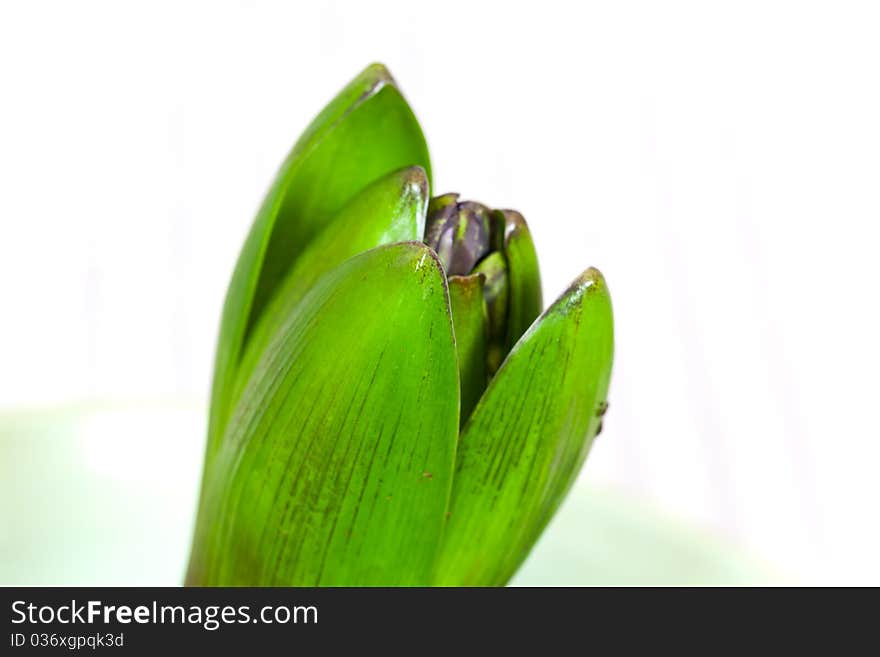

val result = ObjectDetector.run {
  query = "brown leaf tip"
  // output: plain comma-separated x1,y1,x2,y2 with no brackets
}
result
402,166,429,202
364,62,396,89
545,266,608,318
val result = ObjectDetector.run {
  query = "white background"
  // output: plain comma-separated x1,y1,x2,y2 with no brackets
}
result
2,1,878,583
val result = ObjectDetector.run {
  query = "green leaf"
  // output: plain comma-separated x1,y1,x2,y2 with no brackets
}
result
447,274,488,427
230,165,429,413
187,242,459,586
433,268,614,586
498,210,542,351
208,63,431,463
471,251,509,375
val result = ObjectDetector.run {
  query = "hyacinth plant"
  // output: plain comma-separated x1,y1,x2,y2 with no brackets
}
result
186,63,614,586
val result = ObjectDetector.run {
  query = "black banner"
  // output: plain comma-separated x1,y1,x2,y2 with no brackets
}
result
0,586,855,652
1,587,603,653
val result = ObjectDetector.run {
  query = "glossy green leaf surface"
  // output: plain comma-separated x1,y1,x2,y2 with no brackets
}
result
207,63,431,463
447,274,488,427
499,210,542,351
230,166,429,413
433,268,614,586
188,243,458,586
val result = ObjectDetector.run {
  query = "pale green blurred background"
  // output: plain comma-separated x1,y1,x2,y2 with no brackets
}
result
0,403,773,586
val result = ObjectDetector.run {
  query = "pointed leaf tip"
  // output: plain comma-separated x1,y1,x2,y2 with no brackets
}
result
400,165,429,207
204,65,431,464
433,265,613,586
363,62,395,87
546,266,608,317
